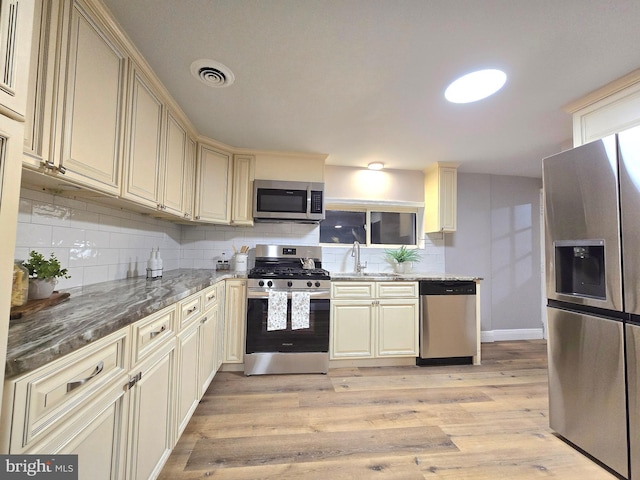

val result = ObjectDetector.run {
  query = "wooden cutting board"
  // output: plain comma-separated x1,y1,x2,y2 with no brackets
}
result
10,292,71,321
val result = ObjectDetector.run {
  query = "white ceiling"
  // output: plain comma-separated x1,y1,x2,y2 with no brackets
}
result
101,0,640,178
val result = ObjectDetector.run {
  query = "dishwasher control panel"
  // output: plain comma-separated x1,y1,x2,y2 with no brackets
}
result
419,281,476,295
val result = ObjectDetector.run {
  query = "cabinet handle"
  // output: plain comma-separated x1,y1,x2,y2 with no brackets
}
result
66,361,104,393
57,165,67,174
44,160,55,169
200,316,209,324
186,306,198,315
184,212,190,218
195,215,201,220
206,293,216,301
150,324,167,338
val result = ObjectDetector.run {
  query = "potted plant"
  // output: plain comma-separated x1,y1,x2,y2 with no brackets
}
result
385,246,421,274
22,250,70,300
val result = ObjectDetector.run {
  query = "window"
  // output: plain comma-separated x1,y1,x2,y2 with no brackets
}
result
320,207,417,246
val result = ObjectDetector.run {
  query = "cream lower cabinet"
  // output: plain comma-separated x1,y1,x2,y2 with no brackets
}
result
331,281,419,359
126,337,176,480
224,279,246,364
0,327,130,479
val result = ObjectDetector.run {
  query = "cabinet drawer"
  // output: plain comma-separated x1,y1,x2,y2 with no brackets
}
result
7,328,128,452
131,305,176,365
377,282,418,298
202,283,219,311
332,282,374,299
178,293,203,329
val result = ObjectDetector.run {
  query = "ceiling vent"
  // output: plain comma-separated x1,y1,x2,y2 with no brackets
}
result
190,59,235,88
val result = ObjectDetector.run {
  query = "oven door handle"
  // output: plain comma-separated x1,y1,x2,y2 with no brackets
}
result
247,290,330,300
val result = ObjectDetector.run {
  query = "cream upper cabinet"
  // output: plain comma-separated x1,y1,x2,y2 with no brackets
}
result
424,162,457,233
182,136,196,221
23,0,127,196
566,69,640,147
231,154,255,225
0,0,35,121
194,143,232,223
121,63,163,209
330,281,419,359
224,279,246,364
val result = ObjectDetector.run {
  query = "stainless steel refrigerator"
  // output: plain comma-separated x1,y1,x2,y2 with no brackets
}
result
543,125,640,479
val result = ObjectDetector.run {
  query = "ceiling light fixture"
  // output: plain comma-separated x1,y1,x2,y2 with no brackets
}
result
445,69,506,104
368,162,384,170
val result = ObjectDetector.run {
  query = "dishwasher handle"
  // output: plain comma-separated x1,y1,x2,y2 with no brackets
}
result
419,281,476,295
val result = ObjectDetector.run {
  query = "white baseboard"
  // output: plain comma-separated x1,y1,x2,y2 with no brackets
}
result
481,328,544,343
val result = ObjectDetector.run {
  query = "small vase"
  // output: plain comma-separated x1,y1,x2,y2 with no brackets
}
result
28,278,56,300
394,262,412,274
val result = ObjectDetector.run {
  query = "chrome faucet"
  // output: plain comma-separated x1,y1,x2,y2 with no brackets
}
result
351,241,367,273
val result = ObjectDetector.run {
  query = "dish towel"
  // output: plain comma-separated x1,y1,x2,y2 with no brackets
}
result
267,290,287,331
291,291,311,330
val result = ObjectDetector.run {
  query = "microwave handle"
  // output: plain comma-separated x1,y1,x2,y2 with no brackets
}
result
306,184,312,219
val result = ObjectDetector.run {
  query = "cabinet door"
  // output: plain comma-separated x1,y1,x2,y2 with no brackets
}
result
330,300,374,359
162,110,187,216
424,164,457,233
231,154,255,225
182,136,196,220
215,282,226,370
122,65,163,208
223,280,246,363
127,339,175,480
28,379,128,480
0,0,35,120
175,321,200,439
57,0,127,194
377,299,419,357
198,305,218,395
194,144,232,223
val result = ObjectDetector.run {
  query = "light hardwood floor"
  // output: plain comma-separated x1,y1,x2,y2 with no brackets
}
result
159,340,618,479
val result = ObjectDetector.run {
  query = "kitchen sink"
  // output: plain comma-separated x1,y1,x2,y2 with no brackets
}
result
331,272,401,278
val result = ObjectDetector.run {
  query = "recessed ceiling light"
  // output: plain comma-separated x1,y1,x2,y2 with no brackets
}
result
445,69,507,104
368,162,384,170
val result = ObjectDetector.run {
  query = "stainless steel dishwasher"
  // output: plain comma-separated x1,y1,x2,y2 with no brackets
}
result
417,280,477,365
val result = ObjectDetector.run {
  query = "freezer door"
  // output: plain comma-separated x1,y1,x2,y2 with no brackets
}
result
626,322,640,479
547,307,627,478
619,126,640,315
542,135,623,311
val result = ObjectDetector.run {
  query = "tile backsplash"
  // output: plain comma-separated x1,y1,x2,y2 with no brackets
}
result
15,187,445,289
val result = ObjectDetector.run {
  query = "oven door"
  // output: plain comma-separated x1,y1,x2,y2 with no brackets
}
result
246,290,330,353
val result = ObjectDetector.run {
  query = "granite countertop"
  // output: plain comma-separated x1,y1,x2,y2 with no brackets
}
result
6,269,480,379
5,269,236,379
330,272,482,281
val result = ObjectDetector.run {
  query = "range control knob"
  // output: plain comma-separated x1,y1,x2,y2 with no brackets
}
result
307,281,313,287
258,280,264,287
287,281,293,287
315,281,321,287
267,281,273,288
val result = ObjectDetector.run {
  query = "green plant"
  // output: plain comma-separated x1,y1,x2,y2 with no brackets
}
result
384,246,421,264
22,251,70,280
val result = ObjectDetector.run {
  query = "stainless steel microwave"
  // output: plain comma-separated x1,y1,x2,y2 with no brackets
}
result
253,180,325,223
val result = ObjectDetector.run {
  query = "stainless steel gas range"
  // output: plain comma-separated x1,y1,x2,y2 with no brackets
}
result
244,244,330,375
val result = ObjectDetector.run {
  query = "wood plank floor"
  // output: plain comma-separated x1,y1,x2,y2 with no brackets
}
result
159,340,618,479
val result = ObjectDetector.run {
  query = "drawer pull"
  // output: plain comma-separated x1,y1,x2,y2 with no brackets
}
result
150,325,167,338
206,293,216,301
200,316,209,324
186,306,198,315
66,361,104,393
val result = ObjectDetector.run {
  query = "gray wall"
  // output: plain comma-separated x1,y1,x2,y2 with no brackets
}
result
445,173,543,334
